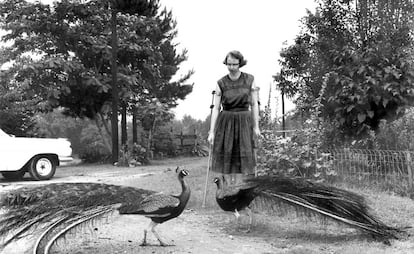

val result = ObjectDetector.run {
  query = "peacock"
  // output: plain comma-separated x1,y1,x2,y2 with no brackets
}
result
214,175,406,243
214,176,257,231
0,167,190,253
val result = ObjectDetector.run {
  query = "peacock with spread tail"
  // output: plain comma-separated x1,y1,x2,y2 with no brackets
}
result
0,167,190,253
214,175,407,243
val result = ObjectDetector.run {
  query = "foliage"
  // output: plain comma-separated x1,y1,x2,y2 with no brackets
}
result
32,110,111,162
131,143,149,164
191,143,209,157
0,108,36,136
259,95,274,131
275,0,414,140
117,143,149,166
78,124,112,163
257,74,337,182
0,55,38,136
34,110,86,154
374,108,414,151
110,0,158,15
257,128,335,183
140,100,173,131
152,128,178,157
0,0,193,138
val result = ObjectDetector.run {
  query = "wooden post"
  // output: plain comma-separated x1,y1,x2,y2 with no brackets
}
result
180,130,184,148
406,151,413,191
194,128,197,147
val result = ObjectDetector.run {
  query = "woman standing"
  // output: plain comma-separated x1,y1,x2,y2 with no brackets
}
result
208,50,260,185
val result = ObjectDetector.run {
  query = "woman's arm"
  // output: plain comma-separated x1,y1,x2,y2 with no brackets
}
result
208,84,221,144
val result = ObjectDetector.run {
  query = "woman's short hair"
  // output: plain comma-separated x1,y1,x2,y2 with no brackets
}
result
223,50,247,67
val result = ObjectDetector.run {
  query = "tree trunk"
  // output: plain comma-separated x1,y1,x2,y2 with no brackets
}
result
111,9,119,163
146,118,157,160
356,0,369,43
132,106,138,144
281,88,286,138
94,116,111,152
121,102,127,147
99,112,112,137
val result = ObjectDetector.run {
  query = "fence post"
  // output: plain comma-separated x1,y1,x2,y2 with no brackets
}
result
406,151,413,191
180,130,184,148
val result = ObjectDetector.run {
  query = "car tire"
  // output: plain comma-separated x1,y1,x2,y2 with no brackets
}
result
29,156,57,180
1,170,25,181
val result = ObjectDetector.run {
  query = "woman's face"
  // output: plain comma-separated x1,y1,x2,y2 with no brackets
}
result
226,55,240,73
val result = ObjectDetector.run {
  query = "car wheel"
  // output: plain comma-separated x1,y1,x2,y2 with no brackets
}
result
29,156,57,180
1,171,25,181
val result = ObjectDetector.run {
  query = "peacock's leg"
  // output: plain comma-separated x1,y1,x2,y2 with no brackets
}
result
149,221,172,246
140,221,154,246
234,208,253,233
233,209,241,228
245,207,253,232
140,228,148,246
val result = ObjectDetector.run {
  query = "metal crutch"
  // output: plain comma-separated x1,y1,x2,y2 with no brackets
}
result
202,90,216,208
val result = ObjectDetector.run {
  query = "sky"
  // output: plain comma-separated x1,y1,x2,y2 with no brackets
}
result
158,0,318,120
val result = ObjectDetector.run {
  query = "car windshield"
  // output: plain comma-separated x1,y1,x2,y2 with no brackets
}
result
0,129,10,137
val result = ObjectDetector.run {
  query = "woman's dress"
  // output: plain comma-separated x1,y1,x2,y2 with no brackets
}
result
211,72,256,175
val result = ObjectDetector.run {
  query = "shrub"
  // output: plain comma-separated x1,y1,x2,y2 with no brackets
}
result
152,130,178,157
79,125,111,163
117,143,150,167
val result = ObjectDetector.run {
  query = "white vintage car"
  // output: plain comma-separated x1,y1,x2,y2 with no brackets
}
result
0,128,73,181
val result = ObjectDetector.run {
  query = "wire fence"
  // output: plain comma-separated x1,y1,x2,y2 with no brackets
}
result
318,148,414,194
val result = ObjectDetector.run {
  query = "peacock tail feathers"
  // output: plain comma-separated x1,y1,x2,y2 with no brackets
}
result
0,182,156,252
244,176,405,241
33,206,116,254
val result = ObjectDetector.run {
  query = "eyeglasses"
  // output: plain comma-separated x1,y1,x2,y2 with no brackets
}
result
226,63,239,66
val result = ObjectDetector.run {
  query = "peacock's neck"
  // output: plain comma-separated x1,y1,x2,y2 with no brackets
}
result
216,180,223,190
215,182,223,194
178,177,190,203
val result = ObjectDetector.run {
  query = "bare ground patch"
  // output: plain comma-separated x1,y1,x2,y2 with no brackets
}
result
1,156,414,254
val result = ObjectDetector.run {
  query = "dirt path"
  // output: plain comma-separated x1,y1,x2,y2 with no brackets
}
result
1,157,284,254
41,209,282,254
1,156,414,254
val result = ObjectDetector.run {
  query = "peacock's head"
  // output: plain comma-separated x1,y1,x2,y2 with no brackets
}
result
213,177,221,186
176,167,189,178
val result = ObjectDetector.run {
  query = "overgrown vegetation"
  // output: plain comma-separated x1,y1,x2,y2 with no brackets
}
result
275,0,414,141
260,1,414,197
30,109,207,164
0,0,193,162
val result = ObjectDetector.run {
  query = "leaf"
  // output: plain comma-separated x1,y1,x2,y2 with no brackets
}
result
302,161,312,168
383,99,389,108
346,105,354,112
357,66,365,74
357,113,366,123
287,168,296,173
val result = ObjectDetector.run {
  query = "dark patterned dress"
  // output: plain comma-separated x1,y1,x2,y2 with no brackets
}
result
211,72,256,175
